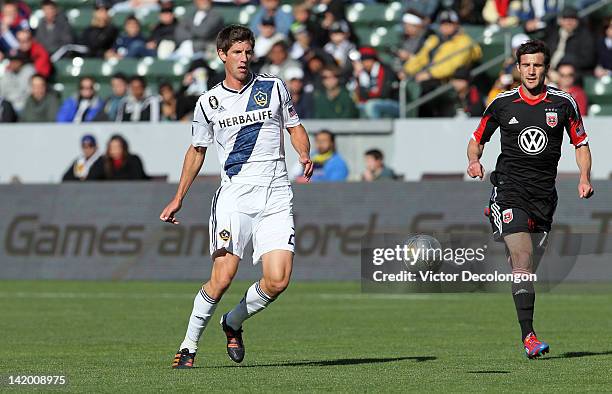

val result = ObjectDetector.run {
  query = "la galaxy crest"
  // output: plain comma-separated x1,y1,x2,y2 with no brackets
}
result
254,90,268,107
219,229,231,242
209,95,219,109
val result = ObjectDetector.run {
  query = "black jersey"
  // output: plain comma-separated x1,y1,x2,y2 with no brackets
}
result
472,85,588,198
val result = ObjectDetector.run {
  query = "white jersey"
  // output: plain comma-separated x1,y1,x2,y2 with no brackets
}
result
192,73,301,186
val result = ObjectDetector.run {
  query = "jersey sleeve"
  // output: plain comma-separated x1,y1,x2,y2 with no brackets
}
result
278,79,301,128
471,99,500,144
191,97,214,147
564,96,588,147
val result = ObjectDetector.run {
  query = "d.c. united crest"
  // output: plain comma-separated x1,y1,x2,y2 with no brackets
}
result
503,209,513,224
546,112,557,127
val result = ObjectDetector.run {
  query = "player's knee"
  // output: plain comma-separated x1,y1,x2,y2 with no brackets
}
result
210,272,234,294
511,250,533,269
264,277,290,297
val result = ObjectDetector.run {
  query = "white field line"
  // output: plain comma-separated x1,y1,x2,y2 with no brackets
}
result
0,292,596,300
0,292,458,300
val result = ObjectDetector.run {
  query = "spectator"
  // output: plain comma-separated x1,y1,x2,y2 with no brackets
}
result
250,0,293,37
20,74,60,122
362,149,397,182
404,10,482,83
106,15,151,59
0,0,29,56
323,20,355,77
259,41,301,81
304,50,334,89
482,0,520,27
116,76,160,122
454,0,486,25
545,7,596,74
396,11,433,66
0,96,18,122
404,0,439,22
285,67,313,119
80,0,118,58
56,76,107,122
291,1,326,48
62,134,104,181
450,67,484,117
15,29,51,78
595,17,612,79
146,2,177,59
34,0,74,55
313,65,358,119
0,52,35,112
486,33,526,104
174,0,224,56
519,0,558,33
310,129,348,182
104,73,128,121
253,15,285,60
159,82,178,121
404,10,481,117
556,62,588,116
99,134,149,180
289,23,311,62
353,47,399,119
175,58,219,120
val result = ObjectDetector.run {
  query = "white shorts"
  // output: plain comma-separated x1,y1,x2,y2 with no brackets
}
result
209,183,295,264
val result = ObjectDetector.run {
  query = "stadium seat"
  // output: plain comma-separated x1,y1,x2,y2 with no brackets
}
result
584,76,612,105
588,103,612,116
347,2,403,27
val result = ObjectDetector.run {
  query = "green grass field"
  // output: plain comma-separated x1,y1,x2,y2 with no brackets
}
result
1,281,611,392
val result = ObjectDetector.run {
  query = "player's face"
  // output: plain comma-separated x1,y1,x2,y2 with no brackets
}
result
517,53,547,91
219,41,253,82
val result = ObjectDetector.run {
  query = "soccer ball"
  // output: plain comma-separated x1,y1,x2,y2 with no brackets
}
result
402,234,443,273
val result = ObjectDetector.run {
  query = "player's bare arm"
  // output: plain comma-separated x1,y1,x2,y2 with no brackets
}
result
159,145,207,224
575,144,594,199
466,138,485,179
287,124,313,180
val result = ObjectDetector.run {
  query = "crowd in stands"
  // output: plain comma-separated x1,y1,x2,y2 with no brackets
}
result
64,129,398,182
1,0,612,123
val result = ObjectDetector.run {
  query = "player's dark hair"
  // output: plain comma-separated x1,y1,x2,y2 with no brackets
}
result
216,25,255,54
516,40,550,68
365,149,383,161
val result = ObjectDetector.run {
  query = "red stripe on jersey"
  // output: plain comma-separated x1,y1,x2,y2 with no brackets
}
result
568,115,588,146
473,114,491,143
518,85,548,105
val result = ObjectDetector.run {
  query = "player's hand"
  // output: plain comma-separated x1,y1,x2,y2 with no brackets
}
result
300,155,313,181
578,180,594,199
160,198,182,224
467,160,485,179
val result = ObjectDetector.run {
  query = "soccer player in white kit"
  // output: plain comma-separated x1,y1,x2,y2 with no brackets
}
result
160,25,313,368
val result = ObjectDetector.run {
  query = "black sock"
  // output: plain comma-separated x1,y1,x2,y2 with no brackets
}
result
512,281,535,341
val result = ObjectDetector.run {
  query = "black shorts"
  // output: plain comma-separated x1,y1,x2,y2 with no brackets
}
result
488,186,557,242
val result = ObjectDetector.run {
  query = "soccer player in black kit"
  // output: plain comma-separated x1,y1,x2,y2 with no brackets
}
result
466,40,593,359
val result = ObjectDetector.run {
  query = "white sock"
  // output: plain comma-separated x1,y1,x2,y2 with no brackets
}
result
179,288,218,353
225,281,274,330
